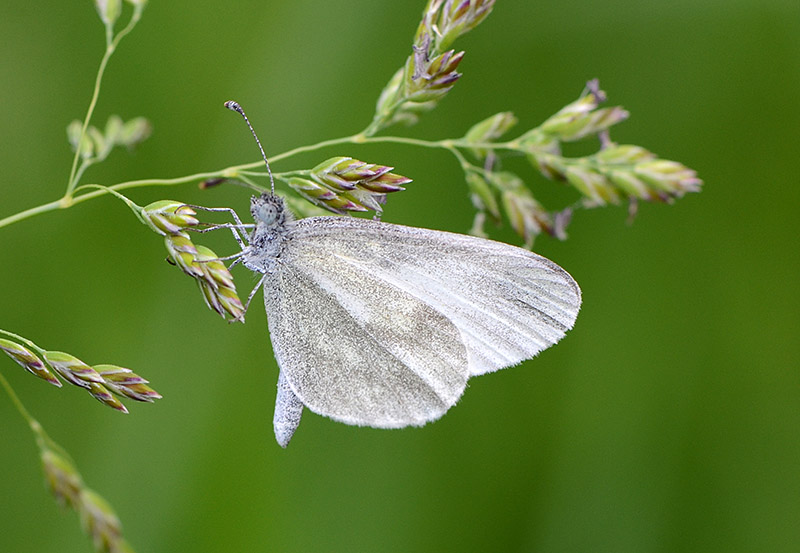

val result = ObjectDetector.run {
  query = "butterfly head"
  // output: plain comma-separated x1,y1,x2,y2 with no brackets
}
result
251,193,291,229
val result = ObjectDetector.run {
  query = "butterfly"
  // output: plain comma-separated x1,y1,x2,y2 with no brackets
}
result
235,193,581,447
223,101,581,447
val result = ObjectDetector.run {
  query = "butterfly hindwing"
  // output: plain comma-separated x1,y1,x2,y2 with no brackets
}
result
264,254,470,429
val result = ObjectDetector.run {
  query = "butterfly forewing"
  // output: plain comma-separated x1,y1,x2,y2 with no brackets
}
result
283,217,582,377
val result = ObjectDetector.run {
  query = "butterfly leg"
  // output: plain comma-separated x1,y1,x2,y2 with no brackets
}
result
185,204,253,248
193,250,244,263
234,273,269,323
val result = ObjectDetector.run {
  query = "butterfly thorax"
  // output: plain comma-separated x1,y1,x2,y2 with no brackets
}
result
241,193,294,274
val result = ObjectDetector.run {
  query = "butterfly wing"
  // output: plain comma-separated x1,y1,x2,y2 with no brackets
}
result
264,249,471,430
285,217,581,376
264,216,580,443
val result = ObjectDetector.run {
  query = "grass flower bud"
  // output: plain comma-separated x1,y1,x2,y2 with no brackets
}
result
143,200,199,236
95,364,162,403
0,338,61,387
164,234,203,278
288,177,368,214
43,351,104,390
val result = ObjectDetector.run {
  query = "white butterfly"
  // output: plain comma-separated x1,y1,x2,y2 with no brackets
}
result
237,193,581,447
220,100,580,447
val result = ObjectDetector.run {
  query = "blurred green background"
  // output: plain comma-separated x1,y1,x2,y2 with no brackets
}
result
1,1,798,552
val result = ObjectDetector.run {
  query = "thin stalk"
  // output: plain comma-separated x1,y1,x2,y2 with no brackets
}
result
0,329,42,353
65,48,113,198
65,10,142,199
0,371,72,461
1,133,523,231
0,171,223,230
0,371,36,429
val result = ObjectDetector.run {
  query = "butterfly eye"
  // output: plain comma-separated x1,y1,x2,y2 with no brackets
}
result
254,204,276,224
250,194,286,227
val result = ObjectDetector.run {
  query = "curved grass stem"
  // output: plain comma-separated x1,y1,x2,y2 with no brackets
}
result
65,9,143,199
0,371,36,429
2,133,515,231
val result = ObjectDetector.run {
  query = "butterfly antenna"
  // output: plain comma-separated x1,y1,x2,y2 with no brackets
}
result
224,100,276,195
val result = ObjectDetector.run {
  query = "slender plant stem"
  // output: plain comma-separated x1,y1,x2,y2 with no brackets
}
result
268,134,363,162
0,199,65,230
65,49,113,198
0,370,69,458
0,171,220,230
0,330,41,353
0,371,36,428
1,131,522,231
444,143,472,170
65,10,142,199
72,159,94,190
